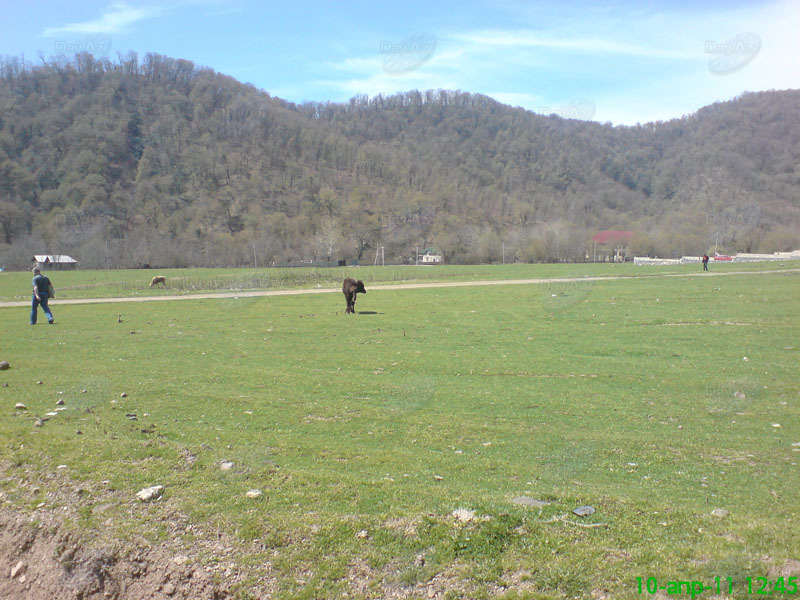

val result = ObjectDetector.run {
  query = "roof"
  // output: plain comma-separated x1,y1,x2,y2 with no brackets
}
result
34,254,77,264
591,231,634,245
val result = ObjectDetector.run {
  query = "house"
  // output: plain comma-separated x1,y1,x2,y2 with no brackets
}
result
33,255,78,270
591,231,634,262
418,248,443,265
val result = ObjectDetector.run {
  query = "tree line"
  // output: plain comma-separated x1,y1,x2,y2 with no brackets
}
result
0,51,798,269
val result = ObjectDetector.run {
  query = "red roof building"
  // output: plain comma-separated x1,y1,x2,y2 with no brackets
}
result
591,231,634,262
591,230,634,245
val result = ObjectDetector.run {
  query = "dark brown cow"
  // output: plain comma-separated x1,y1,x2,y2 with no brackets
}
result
342,277,366,314
150,275,167,288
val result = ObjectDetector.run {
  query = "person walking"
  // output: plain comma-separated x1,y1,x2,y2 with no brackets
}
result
30,267,54,325
702,254,709,271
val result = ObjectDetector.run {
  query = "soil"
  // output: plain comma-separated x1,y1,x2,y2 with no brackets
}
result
0,509,229,600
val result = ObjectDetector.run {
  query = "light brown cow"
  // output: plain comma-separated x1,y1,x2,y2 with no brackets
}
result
150,275,167,288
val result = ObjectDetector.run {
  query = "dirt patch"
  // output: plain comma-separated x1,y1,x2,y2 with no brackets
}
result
0,509,229,600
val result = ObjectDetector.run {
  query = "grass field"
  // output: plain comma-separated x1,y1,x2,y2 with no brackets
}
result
1,265,799,599
0,261,796,302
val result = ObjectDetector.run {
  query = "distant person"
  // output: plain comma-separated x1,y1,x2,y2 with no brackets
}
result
702,254,709,271
30,267,54,325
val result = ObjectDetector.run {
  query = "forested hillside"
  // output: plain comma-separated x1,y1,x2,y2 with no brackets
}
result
1,52,798,268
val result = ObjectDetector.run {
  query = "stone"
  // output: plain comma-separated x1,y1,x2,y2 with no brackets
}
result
452,508,476,522
0,361,10,370
92,503,115,514
136,485,164,502
711,508,729,517
120,392,128,397
245,489,262,498
10,560,24,578
356,529,369,539
512,496,550,508
433,474,444,481
219,460,234,471
163,582,176,595
56,398,65,405
734,391,746,400
15,403,26,410
573,505,595,517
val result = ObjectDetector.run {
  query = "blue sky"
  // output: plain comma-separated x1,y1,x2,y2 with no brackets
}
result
2,0,798,124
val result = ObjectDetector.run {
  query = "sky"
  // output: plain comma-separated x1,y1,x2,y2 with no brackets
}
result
1,0,798,125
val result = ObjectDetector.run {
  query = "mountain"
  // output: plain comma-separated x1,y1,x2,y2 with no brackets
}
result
0,52,798,268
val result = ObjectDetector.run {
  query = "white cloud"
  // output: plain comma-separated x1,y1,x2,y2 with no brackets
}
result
42,2,162,36
450,31,698,61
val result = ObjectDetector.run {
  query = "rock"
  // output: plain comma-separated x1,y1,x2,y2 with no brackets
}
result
91,503,115,514
46,411,58,417
433,474,444,481
120,392,128,397
245,489,262,498
34,419,44,427
573,505,595,517
219,460,234,471
36,380,43,385
452,508,476,522
136,485,164,502
711,508,729,517
0,361,10,370
512,496,550,508
162,582,176,595
82,389,87,393
56,398,65,405
10,560,25,578
734,391,746,400
126,413,138,421
173,555,189,565
356,529,369,539
15,403,26,410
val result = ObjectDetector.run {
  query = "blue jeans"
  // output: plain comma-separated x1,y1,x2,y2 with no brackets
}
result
31,294,54,324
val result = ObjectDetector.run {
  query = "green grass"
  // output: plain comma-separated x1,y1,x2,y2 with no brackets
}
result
1,260,796,301
1,266,799,598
